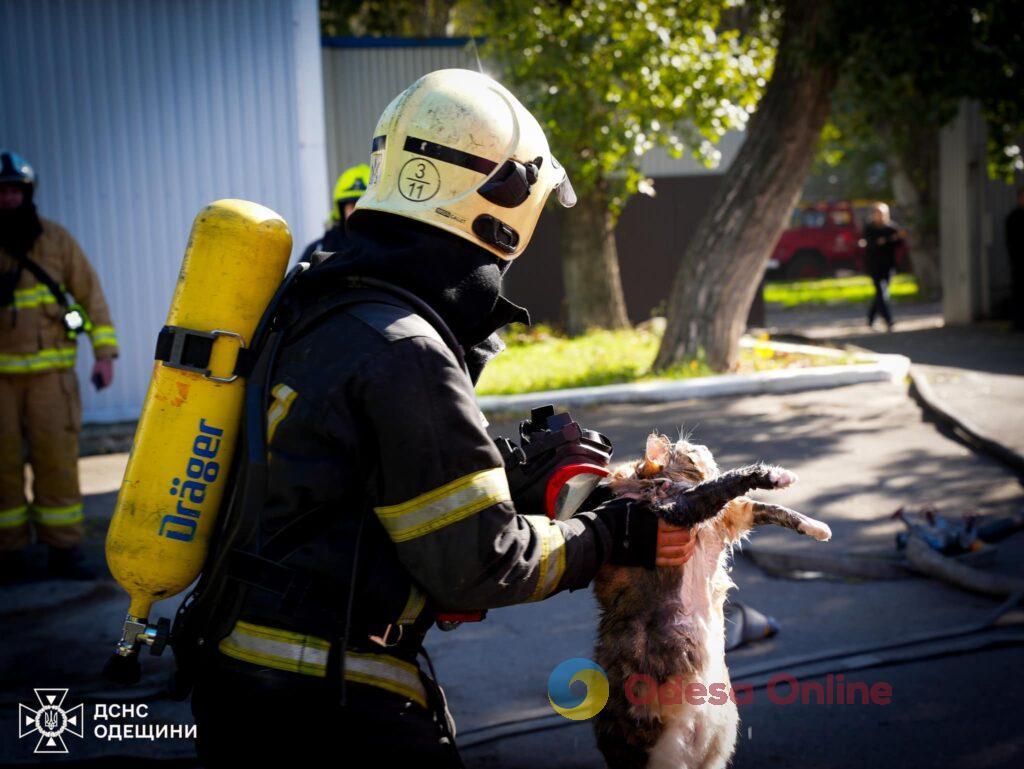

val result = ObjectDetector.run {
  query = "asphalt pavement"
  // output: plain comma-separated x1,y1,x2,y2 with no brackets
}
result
1,309,1022,768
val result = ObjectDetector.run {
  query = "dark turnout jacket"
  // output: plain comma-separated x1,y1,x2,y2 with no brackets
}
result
863,222,901,279
205,216,612,705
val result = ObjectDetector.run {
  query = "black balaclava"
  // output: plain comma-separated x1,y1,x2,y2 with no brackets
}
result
0,184,43,256
297,210,528,382
0,184,42,313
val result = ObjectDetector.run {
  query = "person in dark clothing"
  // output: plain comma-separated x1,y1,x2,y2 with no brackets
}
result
862,203,904,330
1005,188,1024,331
298,163,371,263
184,70,697,768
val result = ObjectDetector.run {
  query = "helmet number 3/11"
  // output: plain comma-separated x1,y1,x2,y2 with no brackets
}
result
399,158,440,201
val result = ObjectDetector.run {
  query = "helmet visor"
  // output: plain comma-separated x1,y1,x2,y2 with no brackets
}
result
551,156,577,208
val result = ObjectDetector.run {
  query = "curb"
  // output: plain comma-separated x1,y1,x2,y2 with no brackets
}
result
477,353,910,413
907,367,1024,479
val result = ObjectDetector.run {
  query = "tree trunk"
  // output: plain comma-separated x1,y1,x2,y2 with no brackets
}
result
654,0,839,371
559,183,631,335
888,135,942,301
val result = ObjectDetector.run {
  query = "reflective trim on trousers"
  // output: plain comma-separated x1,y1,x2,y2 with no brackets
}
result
30,503,84,527
0,505,29,529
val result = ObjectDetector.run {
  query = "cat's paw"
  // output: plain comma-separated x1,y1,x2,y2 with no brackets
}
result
767,467,797,489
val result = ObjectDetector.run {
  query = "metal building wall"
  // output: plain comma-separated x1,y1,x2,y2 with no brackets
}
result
321,39,479,201
0,0,328,423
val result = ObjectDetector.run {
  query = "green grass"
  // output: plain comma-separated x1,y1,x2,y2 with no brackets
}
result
764,274,919,308
476,325,857,396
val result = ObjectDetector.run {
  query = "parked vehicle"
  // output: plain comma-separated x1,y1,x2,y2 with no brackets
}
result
768,199,910,279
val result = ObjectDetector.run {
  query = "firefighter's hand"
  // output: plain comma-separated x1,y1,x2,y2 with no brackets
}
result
656,521,697,567
91,358,114,390
593,497,696,569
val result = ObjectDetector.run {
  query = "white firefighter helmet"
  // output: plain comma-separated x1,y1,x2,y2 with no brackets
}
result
353,68,576,260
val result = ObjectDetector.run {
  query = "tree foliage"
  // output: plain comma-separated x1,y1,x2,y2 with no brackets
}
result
320,0,458,37
470,0,775,217
821,0,1023,183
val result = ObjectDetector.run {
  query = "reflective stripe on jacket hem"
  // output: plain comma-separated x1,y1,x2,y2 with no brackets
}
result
217,620,428,707
0,348,76,373
373,466,510,543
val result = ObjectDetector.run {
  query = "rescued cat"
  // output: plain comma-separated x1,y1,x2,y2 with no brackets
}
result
593,434,832,769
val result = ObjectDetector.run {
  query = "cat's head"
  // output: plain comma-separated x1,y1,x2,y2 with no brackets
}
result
635,433,719,485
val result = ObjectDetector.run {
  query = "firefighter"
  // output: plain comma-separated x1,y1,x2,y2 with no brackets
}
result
185,70,695,768
0,150,118,580
299,163,371,263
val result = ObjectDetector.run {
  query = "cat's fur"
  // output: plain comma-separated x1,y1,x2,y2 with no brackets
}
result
593,434,831,769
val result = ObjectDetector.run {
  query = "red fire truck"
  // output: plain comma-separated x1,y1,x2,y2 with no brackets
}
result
768,199,910,279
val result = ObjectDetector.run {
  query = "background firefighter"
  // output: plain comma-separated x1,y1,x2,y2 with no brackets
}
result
0,150,118,580
299,162,371,263
183,70,695,768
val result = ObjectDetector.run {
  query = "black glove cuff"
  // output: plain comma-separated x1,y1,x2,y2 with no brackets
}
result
592,497,659,569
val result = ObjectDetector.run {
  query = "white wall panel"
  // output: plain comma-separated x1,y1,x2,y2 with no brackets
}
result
0,0,327,422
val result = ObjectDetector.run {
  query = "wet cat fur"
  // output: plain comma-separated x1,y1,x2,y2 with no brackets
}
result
593,434,831,769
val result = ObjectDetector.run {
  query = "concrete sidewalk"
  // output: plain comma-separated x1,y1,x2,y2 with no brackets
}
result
840,323,1024,455
768,300,1024,454
765,301,944,340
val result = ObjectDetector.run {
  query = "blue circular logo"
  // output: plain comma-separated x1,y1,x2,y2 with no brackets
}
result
547,658,609,720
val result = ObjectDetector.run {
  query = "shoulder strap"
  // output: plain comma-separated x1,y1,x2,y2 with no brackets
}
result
10,252,69,308
285,275,469,377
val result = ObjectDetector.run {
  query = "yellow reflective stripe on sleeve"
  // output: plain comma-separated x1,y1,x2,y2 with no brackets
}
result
30,503,84,526
90,325,118,348
397,584,427,626
374,467,510,543
344,651,427,708
0,348,77,373
524,515,567,601
218,620,330,677
266,383,298,443
0,505,29,528
217,621,428,707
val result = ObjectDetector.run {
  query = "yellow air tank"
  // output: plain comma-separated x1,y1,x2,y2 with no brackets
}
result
104,199,291,681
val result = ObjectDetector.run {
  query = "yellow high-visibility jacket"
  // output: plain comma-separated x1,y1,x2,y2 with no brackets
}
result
0,218,118,374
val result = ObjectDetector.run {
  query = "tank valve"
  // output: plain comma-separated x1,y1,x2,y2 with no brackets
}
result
102,615,171,685
116,614,171,657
